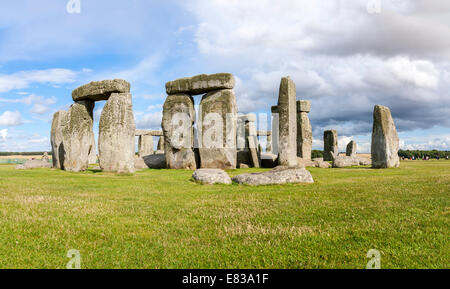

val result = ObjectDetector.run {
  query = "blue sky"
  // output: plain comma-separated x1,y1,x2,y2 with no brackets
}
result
0,0,449,152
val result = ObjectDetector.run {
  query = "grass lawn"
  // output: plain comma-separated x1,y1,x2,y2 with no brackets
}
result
0,161,448,269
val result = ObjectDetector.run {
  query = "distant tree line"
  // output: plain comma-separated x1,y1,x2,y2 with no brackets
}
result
398,150,450,159
0,152,51,156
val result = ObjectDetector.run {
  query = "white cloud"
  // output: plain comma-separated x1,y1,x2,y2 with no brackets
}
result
0,111,23,126
30,104,50,115
135,111,162,129
0,69,77,93
0,129,7,140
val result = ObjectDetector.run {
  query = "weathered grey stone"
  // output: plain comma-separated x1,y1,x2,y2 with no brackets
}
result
162,93,197,170
134,153,166,170
88,134,97,164
98,93,135,173
62,100,95,172
297,157,315,168
198,89,237,169
232,166,314,186
72,79,130,102
323,130,338,161
260,152,278,168
166,73,235,95
277,77,297,167
42,152,50,162
157,136,164,152
138,135,154,158
135,130,163,136
297,100,312,160
297,100,311,113
358,156,372,166
315,160,331,168
236,114,259,167
346,140,357,157
371,105,400,168
192,169,232,185
248,136,260,168
332,155,359,168
50,110,68,169
16,159,52,170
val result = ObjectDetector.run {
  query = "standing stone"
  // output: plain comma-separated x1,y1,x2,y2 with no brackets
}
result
198,89,237,169
236,114,258,167
51,110,68,169
271,106,279,156
138,135,154,158
162,94,197,170
296,100,312,160
88,134,97,164
371,105,400,168
157,136,165,153
62,100,95,172
248,136,260,168
266,131,272,153
99,93,136,173
346,140,357,157
277,77,297,167
323,130,338,161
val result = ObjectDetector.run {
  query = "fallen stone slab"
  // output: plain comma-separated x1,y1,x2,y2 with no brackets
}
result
232,166,314,186
16,159,52,170
134,154,166,169
192,169,232,185
315,160,331,168
166,73,235,95
297,157,315,168
72,79,130,102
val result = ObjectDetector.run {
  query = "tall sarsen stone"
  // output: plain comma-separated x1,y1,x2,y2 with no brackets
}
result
98,93,136,173
323,130,338,161
371,105,400,168
277,77,297,167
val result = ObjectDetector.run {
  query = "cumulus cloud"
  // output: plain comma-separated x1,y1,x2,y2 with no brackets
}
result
0,69,77,93
135,111,162,129
0,111,23,126
0,129,7,140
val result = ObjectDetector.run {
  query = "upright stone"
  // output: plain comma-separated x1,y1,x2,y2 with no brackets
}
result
371,105,400,168
296,100,312,160
323,130,338,161
62,101,95,172
88,134,97,164
162,94,197,170
277,77,297,167
50,110,68,169
346,140,357,157
198,89,237,169
99,93,136,173
138,135,154,158
237,114,258,167
157,136,165,152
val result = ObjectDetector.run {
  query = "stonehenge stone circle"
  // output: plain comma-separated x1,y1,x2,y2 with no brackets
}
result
62,100,95,172
192,169,232,185
198,89,237,169
157,136,164,152
296,100,312,160
323,130,338,161
232,166,314,186
72,79,130,102
134,153,166,170
371,105,400,168
51,110,68,169
276,77,297,167
166,73,235,95
162,94,197,170
98,93,136,173
346,140,357,157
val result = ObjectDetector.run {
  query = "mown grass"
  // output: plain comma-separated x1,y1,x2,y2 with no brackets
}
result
0,161,448,269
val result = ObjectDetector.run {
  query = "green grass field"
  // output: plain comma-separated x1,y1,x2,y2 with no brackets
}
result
0,161,448,269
